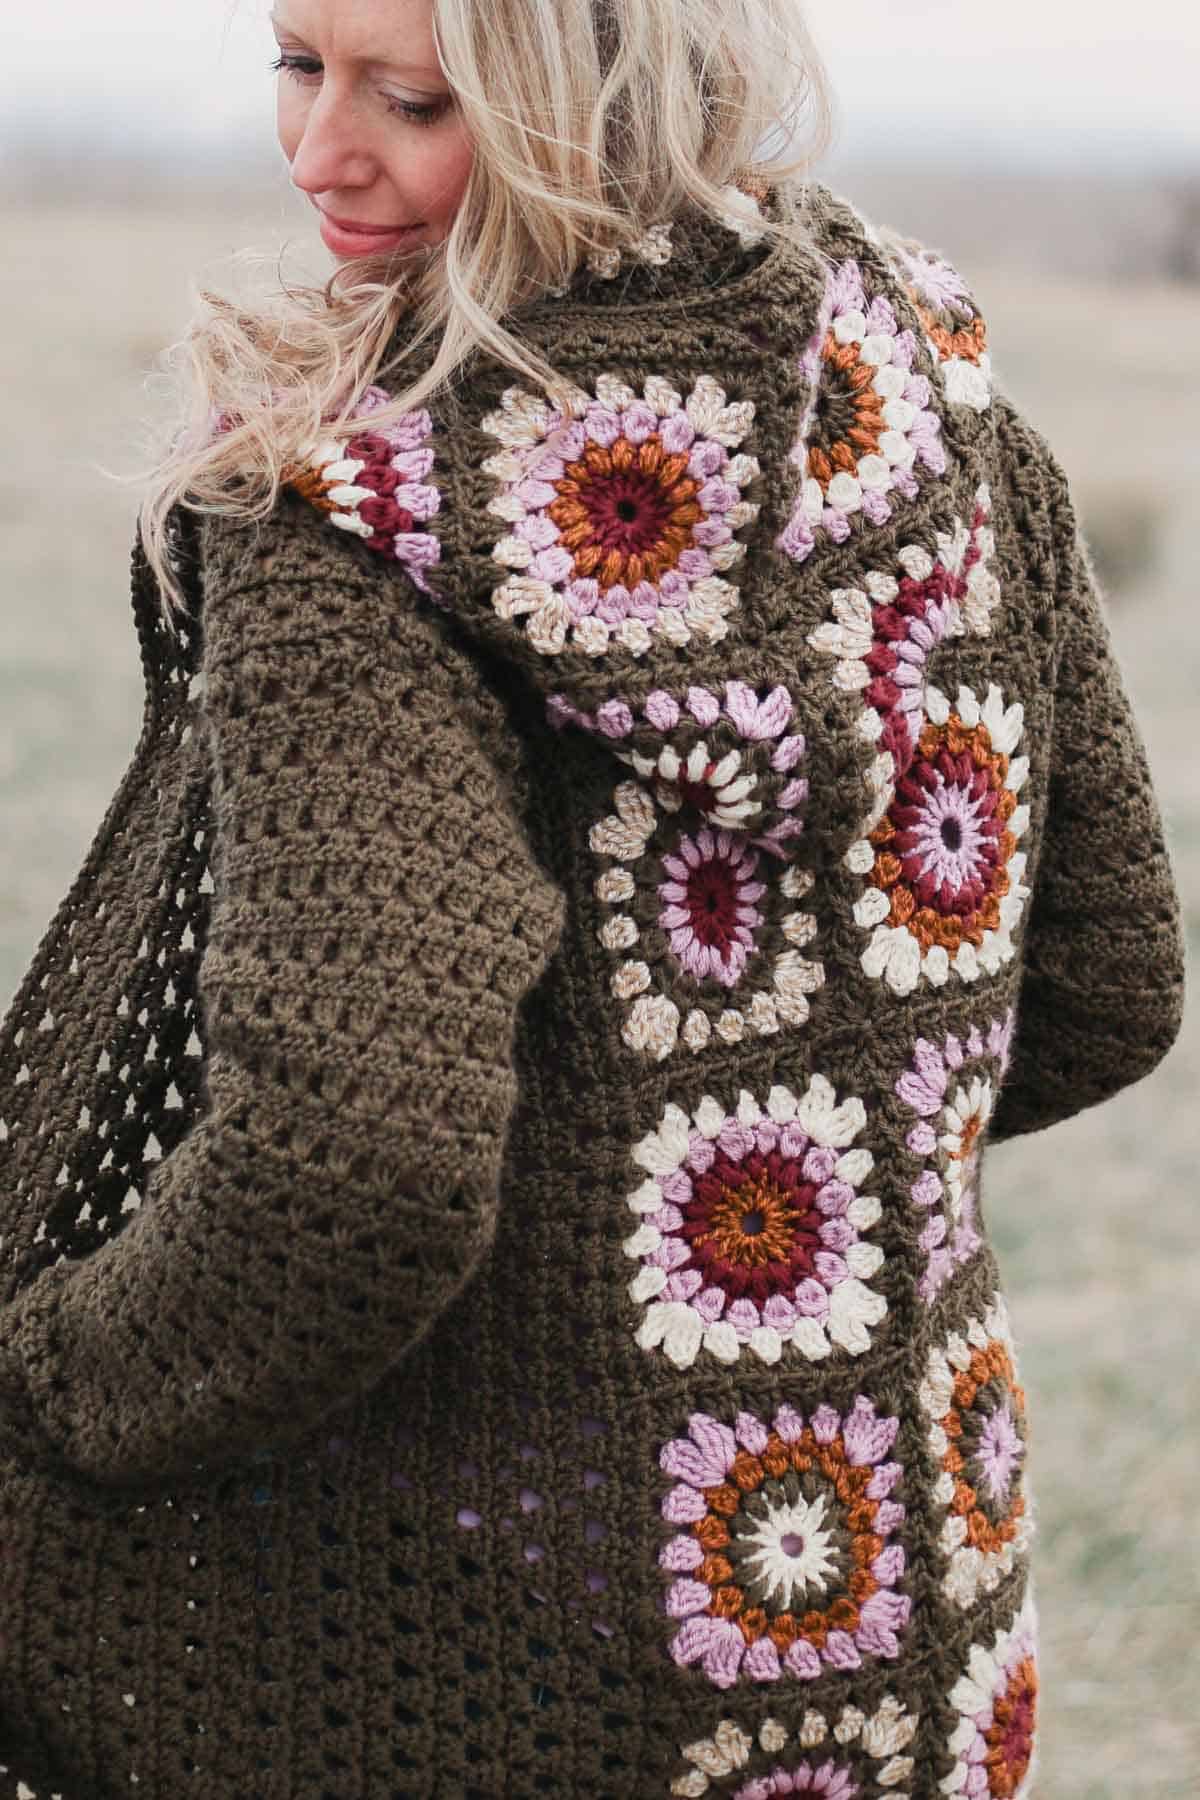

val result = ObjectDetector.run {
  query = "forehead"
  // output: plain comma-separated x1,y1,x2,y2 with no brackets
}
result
270,0,441,73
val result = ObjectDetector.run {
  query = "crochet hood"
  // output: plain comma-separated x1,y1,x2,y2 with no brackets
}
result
247,176,1007,1058
271,182,993,817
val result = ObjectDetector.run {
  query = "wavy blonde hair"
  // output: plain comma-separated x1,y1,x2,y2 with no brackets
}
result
139,0,834,630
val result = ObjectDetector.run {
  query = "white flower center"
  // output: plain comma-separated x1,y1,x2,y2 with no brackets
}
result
738,1490,839,1610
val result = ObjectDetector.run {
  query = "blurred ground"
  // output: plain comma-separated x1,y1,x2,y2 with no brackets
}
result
1,174,1198,1797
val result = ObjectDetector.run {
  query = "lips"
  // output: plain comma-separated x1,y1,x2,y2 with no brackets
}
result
320,209,419,234
314,205,427,260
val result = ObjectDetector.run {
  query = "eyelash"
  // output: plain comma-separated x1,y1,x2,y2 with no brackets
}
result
269,53,447,126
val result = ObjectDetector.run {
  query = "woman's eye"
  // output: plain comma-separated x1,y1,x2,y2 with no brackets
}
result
383,95,448,127
270,52,321,83
269,53,448,126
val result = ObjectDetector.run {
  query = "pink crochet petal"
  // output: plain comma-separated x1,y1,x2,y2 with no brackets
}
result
842,1398,899,1467
664,1577,712,1619
659,1415,737,1487
669,1614,726,1668
783,1637,823,1681
735,1411,770,1455
741,1635,783,1682
658,1535,704,1573
822,1629,862,1671
701,1625,749,1690
662,1483,707,1525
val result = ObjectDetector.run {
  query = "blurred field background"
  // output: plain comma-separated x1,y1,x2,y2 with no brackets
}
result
3,129,1199,1800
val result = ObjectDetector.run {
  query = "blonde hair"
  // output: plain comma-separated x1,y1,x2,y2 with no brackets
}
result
138,0,834,629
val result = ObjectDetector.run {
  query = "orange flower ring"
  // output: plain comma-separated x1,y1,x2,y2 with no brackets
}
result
693,1425,886,1653
941,1340,1027,1557
546,434,704,593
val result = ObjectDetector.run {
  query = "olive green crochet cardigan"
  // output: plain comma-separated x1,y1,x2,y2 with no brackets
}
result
0,179,1185,1799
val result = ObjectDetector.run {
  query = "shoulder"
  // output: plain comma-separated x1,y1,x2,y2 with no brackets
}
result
192,488,542,766
193,487,470,708
799,185,995,419
792,189,1089,631
829,208,1069,545
877,227,992,410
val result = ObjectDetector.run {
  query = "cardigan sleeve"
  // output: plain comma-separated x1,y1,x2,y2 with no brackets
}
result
989,398,1186,1140
0,507,565,1500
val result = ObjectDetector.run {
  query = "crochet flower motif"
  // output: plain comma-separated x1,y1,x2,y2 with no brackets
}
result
549,681,810,854
659,1399,909,1690
890,240,993,413
807,488,1001,776
670,1697,919,1799
896,1015,1015,1302
777,259,946,566
665,833,765,986
623,1081,885,1369
480,372,761,657
920,1297,1033,1610
280,384,442,594
942,1591,1039,1799
587,700,821,1060
849,683,1031,995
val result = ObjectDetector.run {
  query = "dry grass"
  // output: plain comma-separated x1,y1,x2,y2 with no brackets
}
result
1,180,1197,1797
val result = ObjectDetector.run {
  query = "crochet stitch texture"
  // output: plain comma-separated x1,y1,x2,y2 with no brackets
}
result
0,178,1185,1799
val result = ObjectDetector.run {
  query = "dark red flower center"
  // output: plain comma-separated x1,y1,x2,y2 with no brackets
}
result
682,858,743,953
587,468,673,556
684,1149,823,1301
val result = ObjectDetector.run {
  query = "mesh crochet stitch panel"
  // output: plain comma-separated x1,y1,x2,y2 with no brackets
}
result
0,521,215,1800
0,521,213,1306
230,1272,675,1798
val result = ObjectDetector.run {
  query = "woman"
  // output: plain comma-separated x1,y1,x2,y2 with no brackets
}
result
0,1,1185,1795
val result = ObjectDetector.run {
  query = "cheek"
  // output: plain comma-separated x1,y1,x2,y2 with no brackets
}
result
276,88,306,162
398,126,475,217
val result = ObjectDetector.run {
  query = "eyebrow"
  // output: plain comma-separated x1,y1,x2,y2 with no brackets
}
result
268,10,443,77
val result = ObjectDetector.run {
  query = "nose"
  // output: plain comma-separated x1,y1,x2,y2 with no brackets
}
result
287,87,378,197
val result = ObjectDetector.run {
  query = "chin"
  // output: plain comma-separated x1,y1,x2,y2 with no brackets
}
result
336,237,436,267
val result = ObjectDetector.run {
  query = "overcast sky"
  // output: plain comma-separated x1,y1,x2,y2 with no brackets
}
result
6,0,1199,173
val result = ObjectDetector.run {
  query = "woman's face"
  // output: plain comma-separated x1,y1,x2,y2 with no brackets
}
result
272,0,474,261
